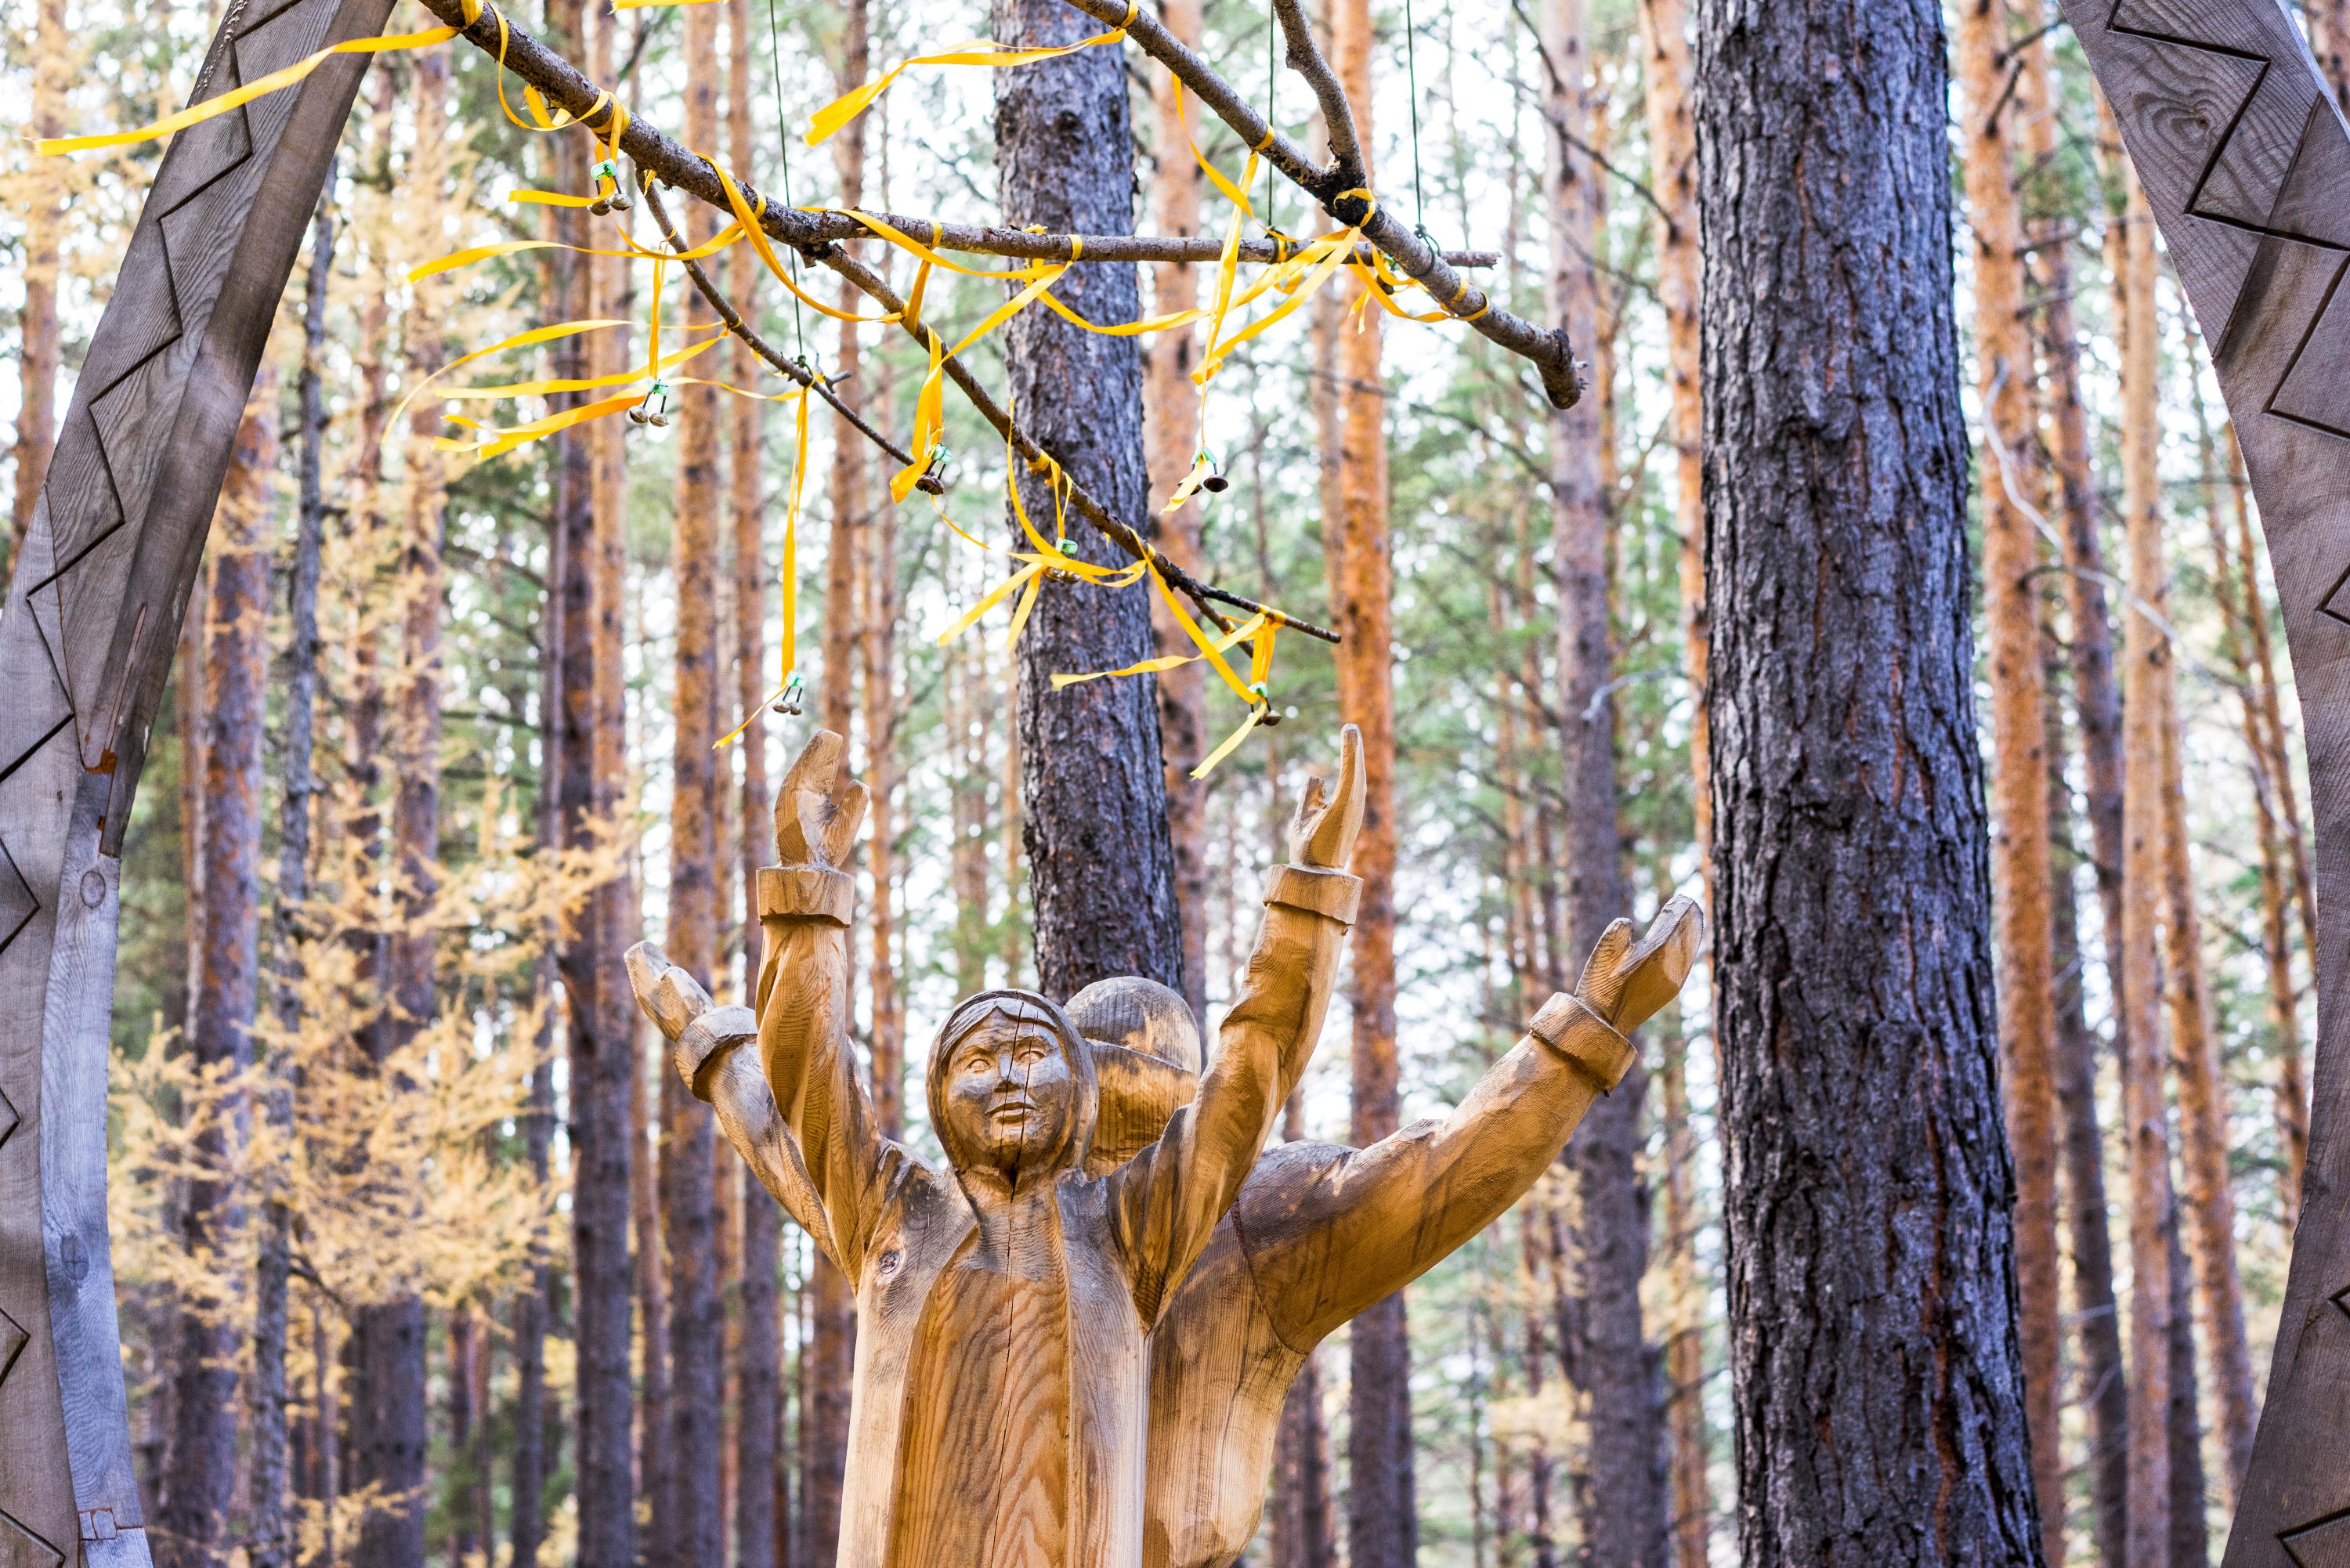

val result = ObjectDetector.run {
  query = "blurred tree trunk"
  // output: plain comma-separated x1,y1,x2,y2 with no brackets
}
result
1657,1023,1708,1568
449,1310,480,1568
355,49,455,1561
9,0,65,579
797,16,872,1556
560,3,637,1559
251,185,335,1568
1322,0,1410,1555
1144,0,1209,1020
725,2,782,1563
1271,1093,1337,1568
663,14,728,1566
1694,2,2045,1564
1957,5,2063,1555
1542,0,1665,1561
1520,1208,1560,1568
2021,35,2131,1560
161,362,278,1568
993,0,1183,999
2113,154,2177,1568
861,439,905,1137
2207,422,2311,1219
2163,1204,2207,1568
2308,0,2350,110
2045,629,2131,1568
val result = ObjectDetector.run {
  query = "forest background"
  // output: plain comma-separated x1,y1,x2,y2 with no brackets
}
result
0,0,2320,1563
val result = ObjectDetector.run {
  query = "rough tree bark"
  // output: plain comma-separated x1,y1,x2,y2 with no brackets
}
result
556,2,635,1559
2113,156,2176,1568
1321,0,1411,1556
161,364,278,1568
9,0,66,580
992,0,1184,999
1692,1,2046,1563
1542,0,1667,1562
1957,4,2065,1555
1144,0,1210,1020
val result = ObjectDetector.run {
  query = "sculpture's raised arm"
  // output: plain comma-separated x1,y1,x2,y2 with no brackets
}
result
626,945,835,1255
628,729,886,1274
1109,725,1366,1322
1239,894,1702,1349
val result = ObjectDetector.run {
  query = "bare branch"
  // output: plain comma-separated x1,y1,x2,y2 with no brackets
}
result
639,181,943,494
809,243,1342,645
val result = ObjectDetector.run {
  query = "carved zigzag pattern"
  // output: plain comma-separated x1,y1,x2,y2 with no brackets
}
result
2102,0,2350,627
0,0,327,970
2092,7,2350,1559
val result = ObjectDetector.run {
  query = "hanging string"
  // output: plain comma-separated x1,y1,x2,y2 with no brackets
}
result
1402,0,1434,251
765,0,811,364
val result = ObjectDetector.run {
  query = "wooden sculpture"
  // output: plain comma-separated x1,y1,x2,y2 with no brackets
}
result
631,724,1364,1567
631,727,1703,1567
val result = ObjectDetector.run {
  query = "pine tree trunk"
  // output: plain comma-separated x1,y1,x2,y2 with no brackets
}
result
1144,0,1210,1020
450,1310,480,1568
1693,2,2045,1562
1544,1,1665,1560
1658,1028,1708,1568
1958,5,2065,1554
2161,1201,2207,1568
2113,156,2176,1568
1637,0,1706,883
2022,40,2132,1559
2046,627,2131,1568
1322,0,1411,1555
2308,0,2350,110
860,439,904,1137
992,0,1183,998
356,52,451,1564
2210,425,2310,1220
825,0,868,745
9,0,65,579
559,5,635,1558
1271,1107,1338,1568
663,26,728,1562
251,186,334,1568
725,3,782,1561
161,363,278,1568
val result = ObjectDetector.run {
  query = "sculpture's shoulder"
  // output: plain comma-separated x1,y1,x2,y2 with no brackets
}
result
1228,1139,1361,1249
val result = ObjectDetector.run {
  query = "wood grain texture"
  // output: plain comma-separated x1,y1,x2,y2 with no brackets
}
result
2054,1,2350,1561
0,0,392,1548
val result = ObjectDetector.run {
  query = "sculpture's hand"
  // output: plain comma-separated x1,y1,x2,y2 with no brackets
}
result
772,728,868,869
1573,894,1705,1034
627,940,757,1094
1287,723,1365,870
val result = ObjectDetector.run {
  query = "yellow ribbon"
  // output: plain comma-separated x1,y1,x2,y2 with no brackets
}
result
38,21,467,153
808,4,1140,147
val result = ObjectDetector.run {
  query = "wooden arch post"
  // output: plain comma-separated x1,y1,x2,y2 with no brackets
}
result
6,0,2350,1561
0,0,390,1558
2062,1,2350,1561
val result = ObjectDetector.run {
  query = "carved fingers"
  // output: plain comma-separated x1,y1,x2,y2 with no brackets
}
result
772,728,869,869
1574,894,1705,1034
627,940,711,1041
626,939,757,1094
1288,723,1365,869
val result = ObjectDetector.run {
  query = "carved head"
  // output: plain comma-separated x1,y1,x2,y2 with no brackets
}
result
1066,978,1202,1173
927,990,1098,1184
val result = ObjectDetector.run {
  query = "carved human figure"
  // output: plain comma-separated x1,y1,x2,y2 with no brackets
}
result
629,724,1365,1568
1086,893,1701,1568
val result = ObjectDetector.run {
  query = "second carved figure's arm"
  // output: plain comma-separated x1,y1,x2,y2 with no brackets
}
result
1112,725,1367,1322
1256,895,1705,1349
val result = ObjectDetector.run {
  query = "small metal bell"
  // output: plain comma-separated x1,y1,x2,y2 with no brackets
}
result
1045,536,1083,585
631,379,674,429
771,671,806,717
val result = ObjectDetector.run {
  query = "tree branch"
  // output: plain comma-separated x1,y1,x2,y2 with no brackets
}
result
639,182,943,494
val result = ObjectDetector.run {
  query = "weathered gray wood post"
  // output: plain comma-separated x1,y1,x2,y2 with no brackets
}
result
2059,2,2350,1562
0,0,389,1557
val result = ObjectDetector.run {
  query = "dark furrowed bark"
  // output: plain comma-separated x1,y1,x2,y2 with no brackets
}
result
1693,1,2045,1562
992,0,1183,999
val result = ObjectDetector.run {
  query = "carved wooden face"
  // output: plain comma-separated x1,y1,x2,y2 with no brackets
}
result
938,1016,1078,1179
